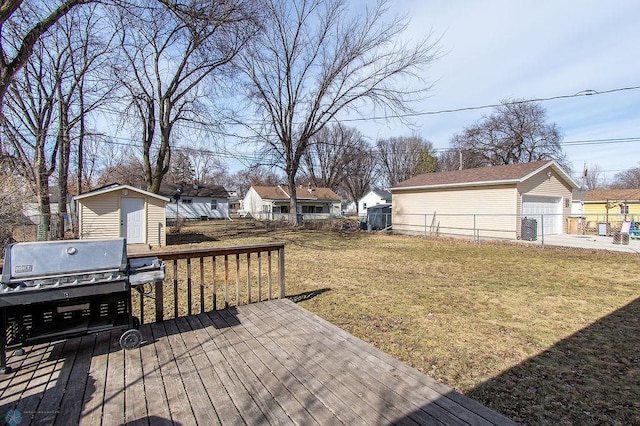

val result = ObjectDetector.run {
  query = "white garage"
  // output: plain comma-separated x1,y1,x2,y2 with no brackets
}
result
391,160,580,240
521,195,563,235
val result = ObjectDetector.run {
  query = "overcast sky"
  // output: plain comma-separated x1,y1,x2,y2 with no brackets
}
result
347,0,640,184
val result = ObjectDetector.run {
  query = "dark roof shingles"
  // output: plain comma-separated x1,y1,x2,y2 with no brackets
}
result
393,160,553,189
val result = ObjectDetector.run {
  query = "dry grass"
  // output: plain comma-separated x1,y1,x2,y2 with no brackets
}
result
162,221,640,425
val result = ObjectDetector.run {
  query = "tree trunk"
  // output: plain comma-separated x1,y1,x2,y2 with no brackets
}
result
37,161,53,240
57,101,71,239
287,170,299,226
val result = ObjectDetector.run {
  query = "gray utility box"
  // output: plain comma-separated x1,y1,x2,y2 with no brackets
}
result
597,223,610,236
521,218,537,241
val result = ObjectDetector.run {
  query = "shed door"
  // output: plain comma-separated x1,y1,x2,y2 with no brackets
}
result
522,195,562,235
122,198,145,244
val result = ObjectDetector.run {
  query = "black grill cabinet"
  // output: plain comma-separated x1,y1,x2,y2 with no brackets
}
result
0,238,164,374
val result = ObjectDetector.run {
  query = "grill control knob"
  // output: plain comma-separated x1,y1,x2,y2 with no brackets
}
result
66,247,78,255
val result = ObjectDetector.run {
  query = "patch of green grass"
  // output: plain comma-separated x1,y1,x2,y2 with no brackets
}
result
165,223,639,425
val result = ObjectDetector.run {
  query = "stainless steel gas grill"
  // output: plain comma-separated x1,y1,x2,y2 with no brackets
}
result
0,238,165,373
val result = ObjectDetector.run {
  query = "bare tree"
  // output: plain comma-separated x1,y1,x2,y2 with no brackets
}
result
436,149,465,172
178,146,227,185
240,0,438,224
583,163,604,190
341,141,378,215
111,0,258,194
0,1,97,109
0,172,27,247
376,136,435,187
96,155,146,187
53,4,114,236
166,150,196,184
2,40,60,234
610,164,640,189
230,165,283,195
450,100,570,171
301,123,363,190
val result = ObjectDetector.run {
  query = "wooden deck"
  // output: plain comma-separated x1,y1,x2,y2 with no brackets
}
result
0,299,515,425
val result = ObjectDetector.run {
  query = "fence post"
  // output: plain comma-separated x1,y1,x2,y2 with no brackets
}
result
473,214,477,242
424,214,427,237
278,246,286,298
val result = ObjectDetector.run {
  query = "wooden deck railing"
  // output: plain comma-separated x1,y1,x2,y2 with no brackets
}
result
128,242,285,324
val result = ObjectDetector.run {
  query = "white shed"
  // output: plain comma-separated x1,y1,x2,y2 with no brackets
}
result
74,184,169,247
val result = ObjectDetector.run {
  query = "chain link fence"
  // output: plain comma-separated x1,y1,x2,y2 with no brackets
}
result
10,210,639,245
12,213,77,243
390,212,639,242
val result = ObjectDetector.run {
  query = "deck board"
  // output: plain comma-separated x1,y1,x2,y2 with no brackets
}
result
0,299,515,425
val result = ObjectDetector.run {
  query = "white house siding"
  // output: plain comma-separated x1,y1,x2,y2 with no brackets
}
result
392,185,518,239
517,169,572,234
166,197,229,219
243,188,269,217
78,192,121,240
358,192,389,216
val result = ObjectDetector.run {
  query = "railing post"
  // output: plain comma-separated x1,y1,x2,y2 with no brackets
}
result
212,256,217,311
278,246,285,299
247,253,252,304
199,257,205,313
173,259,178,319
186,258,192,316
155,281,164,322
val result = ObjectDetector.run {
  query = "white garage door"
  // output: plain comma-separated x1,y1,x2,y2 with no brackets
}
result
522,195,562,235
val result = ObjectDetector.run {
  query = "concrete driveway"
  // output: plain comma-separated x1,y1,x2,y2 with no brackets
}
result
527,234,640,254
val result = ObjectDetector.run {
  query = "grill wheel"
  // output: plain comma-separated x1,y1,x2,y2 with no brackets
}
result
119,329,142,350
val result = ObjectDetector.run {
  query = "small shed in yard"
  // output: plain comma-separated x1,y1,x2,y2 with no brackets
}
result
366,203,392,230
390,160,579,240
74,184,169,247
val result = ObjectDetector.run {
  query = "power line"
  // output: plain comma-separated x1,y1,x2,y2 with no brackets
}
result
93,84,640,129
335,85,640,122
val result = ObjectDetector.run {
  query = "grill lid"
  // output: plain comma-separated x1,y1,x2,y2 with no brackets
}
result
1,238,127,283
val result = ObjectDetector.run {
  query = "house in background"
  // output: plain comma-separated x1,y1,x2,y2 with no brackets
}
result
226,190,243,216
358,189,392,216
390,160,579,240
160,182,230,221
243,185,341,220
581,188,640,232
74,183,168,246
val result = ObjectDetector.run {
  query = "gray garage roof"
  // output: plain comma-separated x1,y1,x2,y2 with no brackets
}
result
391,160,579,191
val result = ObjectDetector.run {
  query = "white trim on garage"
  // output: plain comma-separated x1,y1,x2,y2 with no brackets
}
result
522,195,563,235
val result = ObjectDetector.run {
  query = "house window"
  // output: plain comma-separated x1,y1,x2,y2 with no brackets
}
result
363,203,367,210
182,198,192,204
620,205,629,215
301,205,324,214
211,199,217,210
